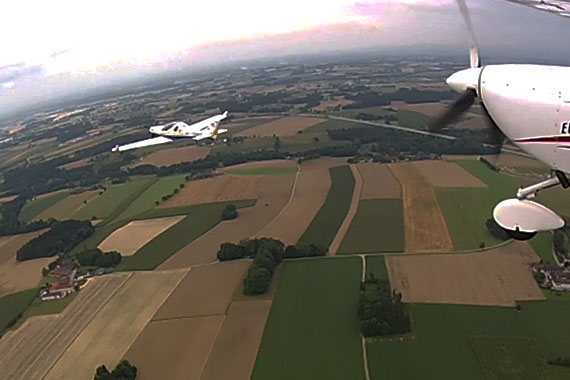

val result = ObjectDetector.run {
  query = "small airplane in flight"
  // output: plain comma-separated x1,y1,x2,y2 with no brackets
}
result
431,0,570,240
111,111,229,152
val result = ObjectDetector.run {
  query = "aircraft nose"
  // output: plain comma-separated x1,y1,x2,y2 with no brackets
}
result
446,67,482,94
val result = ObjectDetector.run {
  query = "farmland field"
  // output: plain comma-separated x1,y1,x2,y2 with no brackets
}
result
73,179,152,221
225,167,297,176
385,241,543,306
98,215,184,255
153,261,250,320
159,174,264,207
160,173,294,268
357,163,400,199
251,258,365,380
389,163,453,252
33,190,100,221
257,166,331,245
43,270,187,380
298,165,355,248
413,160,486,188
19,190,69,223
116,174,186,220
117,201,254,271
223,159,297,176
529,232,554,264
130,145,210,168
338,199,404,254
235,116,325,137
124,316,224,380
201,300,272,380
397,109,431,128
0,288,37,335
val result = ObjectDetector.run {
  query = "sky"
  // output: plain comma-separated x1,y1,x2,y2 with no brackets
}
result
1,0,570,116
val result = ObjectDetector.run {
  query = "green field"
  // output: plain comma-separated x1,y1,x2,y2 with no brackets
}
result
435,160,520,250
73,179,152,221
115,174,186,221
529,232,554,264
116,200,254,271
298,165,355,247
338,199,404,254
397,109,431,128
469,336,547,380
19,191,69,223
0,288,37,336
365,255,389,280
224,167,297,176
251,258,365,380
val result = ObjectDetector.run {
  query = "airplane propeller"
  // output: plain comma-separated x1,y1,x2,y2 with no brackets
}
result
428,0,505,151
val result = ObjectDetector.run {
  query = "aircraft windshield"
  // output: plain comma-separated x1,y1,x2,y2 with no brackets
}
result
161,122,177,131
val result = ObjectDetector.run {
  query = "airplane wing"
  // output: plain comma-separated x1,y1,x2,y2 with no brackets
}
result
193,129,228,141
112,136,174,152
504,0,570,18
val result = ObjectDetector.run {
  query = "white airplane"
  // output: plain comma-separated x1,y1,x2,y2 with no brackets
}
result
112,111,229,152
431,0,570,240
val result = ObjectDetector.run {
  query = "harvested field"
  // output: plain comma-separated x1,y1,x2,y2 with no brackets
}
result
257,167,331,245
44,270,187,380
481,153,549,168
0,273,131,380
0,230,49,297
98,216,185,255
0,195,17,203
385,241,544,306
131,145,210,168
154,261,250,319
413,160,487,188
357,163,401,199
159,173,295,268
159,174,265,208
223,159,297,171
389,163,453,252
299,157,347,171
19,191,69,223
313,97,355,112
33,190,100,221
235,116,326,137
329,165,362,254
58,158,91,170
124,316,224,380
201,300,272,380
456,116,486,130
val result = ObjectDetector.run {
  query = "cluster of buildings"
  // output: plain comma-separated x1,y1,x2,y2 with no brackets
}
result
40,261,104,301
532,264,570,291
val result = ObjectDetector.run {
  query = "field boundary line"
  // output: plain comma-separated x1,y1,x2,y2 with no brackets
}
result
359,253,371,380
151,313,226,323
197,315,226,380
40,273,133,380
329,165,362,255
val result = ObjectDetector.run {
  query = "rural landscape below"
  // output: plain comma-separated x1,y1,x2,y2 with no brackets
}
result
1,51,570,380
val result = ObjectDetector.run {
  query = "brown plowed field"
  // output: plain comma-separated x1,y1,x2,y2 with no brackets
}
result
58,158,91,170
313,97,355,112
131,145,210,168
456,116,486,130
0,230,49,297
124,316,224,380
389,163,453,252
98,215,185,256
413,160,487,188
159,173,295,268
158,174,265,208
329,165,362,255
223,159,297,171
34,190,100,221
357,163,401,199
44,270,187,380
0,273,131,380
154,261,250,319
257,168,331,245
200,300,272,380
299,157,348,172
0,195,17,203
386,241,544,306
235,116,325,137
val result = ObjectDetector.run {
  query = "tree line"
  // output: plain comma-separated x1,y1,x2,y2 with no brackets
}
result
94,360,137,380
344,88,456,109
77,249,122,268
358,274,411,337
216,238,327,295
17,220,95,261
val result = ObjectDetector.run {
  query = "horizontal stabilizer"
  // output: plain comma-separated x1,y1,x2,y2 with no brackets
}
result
112,136,173,152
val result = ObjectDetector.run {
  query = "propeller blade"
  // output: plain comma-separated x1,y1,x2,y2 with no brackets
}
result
429,89,476,132
481,103,506,149
456,0,480,68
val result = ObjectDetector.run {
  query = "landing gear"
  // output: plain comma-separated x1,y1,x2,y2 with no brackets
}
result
493,171,568,240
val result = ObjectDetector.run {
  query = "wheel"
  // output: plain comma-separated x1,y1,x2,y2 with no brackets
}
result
503,227,537,241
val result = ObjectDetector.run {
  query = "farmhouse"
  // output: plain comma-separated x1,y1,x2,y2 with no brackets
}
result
533,264,570,291
41,281,76,301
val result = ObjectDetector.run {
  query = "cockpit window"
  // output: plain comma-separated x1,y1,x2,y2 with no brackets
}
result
162,122,176,131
